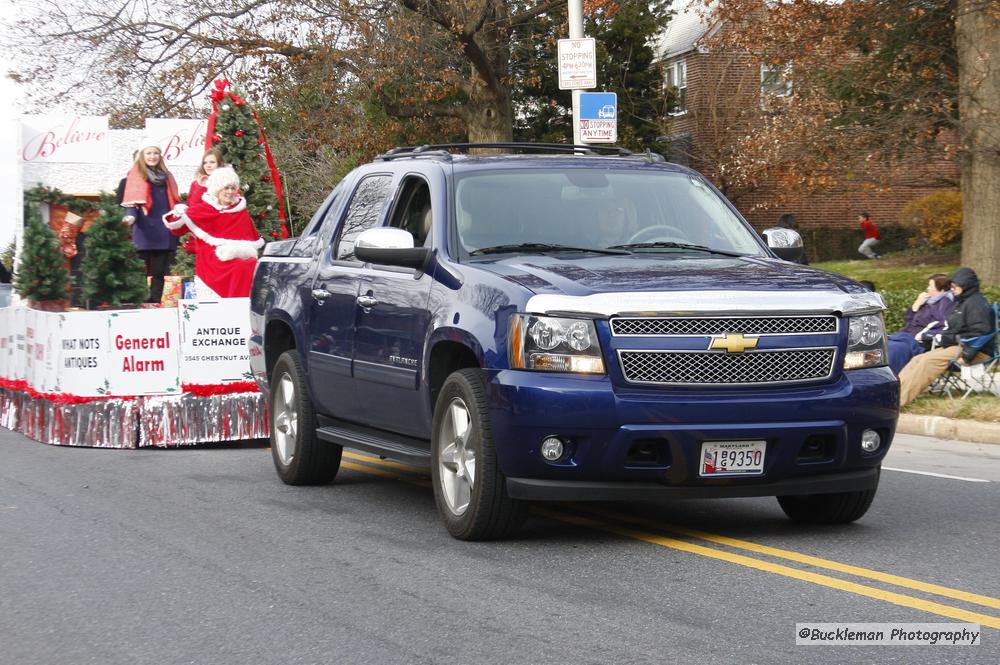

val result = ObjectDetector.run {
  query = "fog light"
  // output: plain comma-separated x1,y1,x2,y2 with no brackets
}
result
860,429,881,453
540,436,564,461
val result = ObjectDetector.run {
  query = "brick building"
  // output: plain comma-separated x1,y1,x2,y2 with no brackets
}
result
655,1,959,261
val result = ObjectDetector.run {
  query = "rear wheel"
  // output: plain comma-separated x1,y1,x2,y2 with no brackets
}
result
777,472,879,524
269,350,342,485
431,369,526,540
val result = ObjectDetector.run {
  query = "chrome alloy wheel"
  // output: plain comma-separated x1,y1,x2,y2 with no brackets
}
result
272,372,298,466
438,397,477,516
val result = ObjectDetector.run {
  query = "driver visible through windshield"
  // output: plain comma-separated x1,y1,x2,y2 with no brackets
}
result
453,168,766,258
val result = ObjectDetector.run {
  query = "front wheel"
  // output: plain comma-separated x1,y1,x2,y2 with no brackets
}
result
431,369,526,541
777,472,879,524
269,350,342,485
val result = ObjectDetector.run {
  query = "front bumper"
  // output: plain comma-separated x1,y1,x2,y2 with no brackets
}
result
507,467,879,501
487,367,898,500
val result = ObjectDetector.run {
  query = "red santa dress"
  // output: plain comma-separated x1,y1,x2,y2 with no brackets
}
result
187,178,207,206
164,195,263,298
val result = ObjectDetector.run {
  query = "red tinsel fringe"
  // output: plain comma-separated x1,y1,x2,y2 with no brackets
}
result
1,377,256,403
181,381,260,396
0,378,28,392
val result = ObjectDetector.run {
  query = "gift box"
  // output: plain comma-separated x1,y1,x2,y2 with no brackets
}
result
182,281,197,300
147,276,183,308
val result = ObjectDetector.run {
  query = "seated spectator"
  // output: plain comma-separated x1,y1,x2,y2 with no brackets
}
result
887,273,955,375
777,213,808,264
898,267,995,406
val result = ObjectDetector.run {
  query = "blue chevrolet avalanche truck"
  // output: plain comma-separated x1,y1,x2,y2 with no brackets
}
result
249,144,899,541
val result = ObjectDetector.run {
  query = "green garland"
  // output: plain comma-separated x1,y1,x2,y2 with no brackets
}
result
24,184,102,215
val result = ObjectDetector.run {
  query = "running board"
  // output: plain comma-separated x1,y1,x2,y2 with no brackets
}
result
316,419,432,469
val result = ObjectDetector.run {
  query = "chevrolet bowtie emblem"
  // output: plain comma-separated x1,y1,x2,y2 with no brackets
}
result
709,333,759,353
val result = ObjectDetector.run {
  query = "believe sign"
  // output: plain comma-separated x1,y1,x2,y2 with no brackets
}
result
20,115,109,164
144,119,207,167
579,92,617,143
557,38,597,90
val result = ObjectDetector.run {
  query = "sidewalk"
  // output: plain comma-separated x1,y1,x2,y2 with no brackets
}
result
897,413,1000,446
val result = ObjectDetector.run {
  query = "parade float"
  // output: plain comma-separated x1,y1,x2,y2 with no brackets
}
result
1,79,284,448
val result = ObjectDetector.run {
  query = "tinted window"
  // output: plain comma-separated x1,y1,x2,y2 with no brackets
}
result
388,177,432,247
453,169,765,257
335,174,392,260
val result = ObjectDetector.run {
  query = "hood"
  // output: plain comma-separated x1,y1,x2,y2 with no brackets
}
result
478,254,860,296
469,254,883,316
949,267,980,296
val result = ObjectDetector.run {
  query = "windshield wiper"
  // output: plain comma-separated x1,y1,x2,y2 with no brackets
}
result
469,243,631,256
607,241,748,257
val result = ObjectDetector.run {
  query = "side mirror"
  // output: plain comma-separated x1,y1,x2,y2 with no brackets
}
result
762,227,805,263
354,227,431,271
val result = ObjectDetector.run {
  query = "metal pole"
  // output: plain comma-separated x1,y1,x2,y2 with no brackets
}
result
568,0,584,146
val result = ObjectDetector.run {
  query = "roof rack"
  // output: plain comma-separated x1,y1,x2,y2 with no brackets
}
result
374,142,640,161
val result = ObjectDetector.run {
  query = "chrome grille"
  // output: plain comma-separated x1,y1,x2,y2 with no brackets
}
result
618,349,836,385
610,316,837,336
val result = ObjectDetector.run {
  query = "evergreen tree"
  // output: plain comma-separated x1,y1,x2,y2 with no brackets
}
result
80,195,149,307
14,203,69,303
511,2,671,151
169,244,195,284
211,90,284,240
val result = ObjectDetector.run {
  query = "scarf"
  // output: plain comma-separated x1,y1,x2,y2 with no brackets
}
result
927,291,953,306
121,164,181,212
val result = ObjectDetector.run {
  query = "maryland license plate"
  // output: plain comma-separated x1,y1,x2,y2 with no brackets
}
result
700,440,766,477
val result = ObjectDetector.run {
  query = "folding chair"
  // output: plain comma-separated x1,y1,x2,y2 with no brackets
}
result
937,303,999,399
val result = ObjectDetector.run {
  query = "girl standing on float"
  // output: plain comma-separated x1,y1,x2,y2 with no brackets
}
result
187,147,225,206
121,140,181,304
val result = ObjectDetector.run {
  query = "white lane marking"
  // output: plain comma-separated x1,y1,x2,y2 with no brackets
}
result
883,467,990,483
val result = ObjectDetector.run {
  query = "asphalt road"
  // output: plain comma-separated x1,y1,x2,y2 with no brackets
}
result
1,429,998,665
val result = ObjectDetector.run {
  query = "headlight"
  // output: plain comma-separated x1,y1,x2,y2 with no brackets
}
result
509,314,605,374
844,313,887,369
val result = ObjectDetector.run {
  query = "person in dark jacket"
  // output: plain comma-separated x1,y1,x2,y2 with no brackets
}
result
887,273,955,374
120,141,181,303
898,267,995,405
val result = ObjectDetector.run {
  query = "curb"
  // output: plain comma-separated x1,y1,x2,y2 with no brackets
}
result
897,413,1000,446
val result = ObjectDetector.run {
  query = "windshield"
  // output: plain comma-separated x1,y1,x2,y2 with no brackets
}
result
452,168,766,258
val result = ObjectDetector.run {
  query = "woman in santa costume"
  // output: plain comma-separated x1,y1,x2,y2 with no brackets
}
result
163,166,263,298
121,140,181,303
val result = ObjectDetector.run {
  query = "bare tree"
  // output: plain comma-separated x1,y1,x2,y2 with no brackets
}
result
6,0,563,141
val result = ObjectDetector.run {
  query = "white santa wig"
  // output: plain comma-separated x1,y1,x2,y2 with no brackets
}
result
206,166,241,198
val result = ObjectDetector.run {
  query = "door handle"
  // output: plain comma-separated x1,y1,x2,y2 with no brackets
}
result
357,294,379,308
311,288,332,302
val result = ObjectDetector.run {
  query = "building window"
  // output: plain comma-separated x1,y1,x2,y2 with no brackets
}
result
760,63,793,99
666,59,687,115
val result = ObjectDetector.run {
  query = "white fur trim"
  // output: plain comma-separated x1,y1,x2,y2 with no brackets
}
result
162,213,187,230
167,204,263,262
215,240,263,261
202,195,247,213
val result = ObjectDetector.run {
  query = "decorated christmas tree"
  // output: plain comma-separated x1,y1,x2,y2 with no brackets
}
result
14,202,70,303
208,79,287,241
169,232,196,283
80,195,149,307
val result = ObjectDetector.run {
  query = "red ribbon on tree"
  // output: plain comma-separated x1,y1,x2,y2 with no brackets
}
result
204,78,289,239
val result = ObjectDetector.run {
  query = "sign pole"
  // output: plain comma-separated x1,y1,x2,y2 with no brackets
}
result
568,0,584,146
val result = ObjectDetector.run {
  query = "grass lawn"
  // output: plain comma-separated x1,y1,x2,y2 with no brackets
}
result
813,251,999,422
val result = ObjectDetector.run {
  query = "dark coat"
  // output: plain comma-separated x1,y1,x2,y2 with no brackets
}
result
938,268,994,362
125,173,177,252
899,293,954,340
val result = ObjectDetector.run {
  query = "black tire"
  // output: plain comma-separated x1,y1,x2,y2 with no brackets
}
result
777,472,879,524
431,368,526,541
269,350,342,485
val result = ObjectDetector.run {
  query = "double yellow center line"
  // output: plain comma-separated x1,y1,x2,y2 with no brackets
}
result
340,451,1000,630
